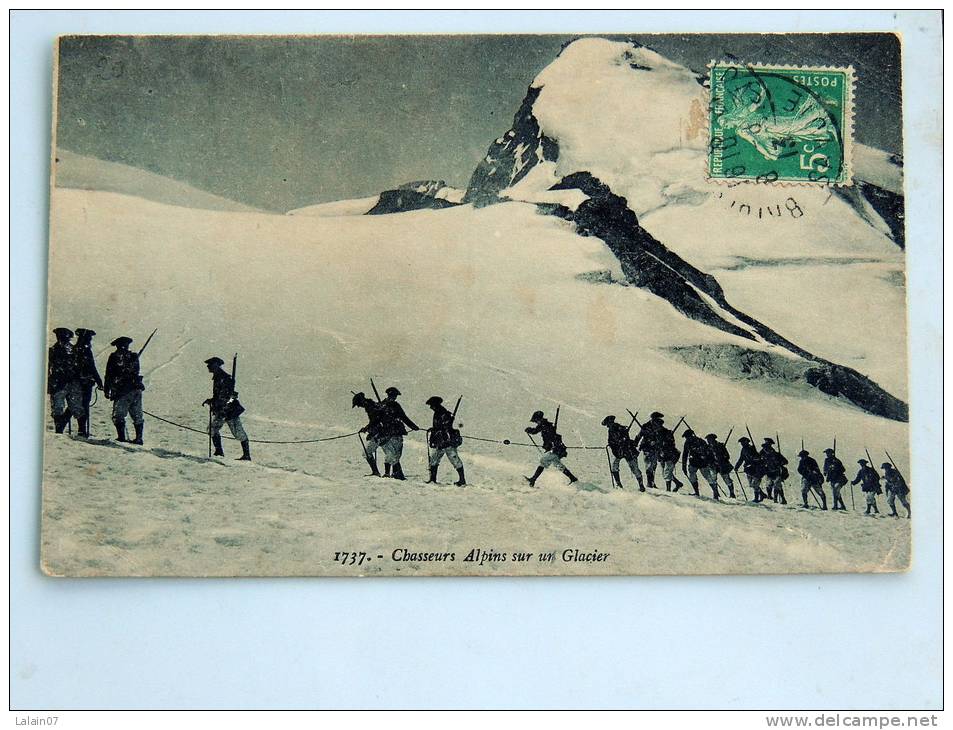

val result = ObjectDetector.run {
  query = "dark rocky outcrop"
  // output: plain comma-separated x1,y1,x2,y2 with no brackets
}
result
463,86,558,208
835,180,905,249
366,180,461,215
541,171,908,421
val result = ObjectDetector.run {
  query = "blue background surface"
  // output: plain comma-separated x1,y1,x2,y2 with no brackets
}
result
10,10,943,709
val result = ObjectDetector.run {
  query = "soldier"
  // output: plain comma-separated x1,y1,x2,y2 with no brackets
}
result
47,327,77,434
425,396,466,487
602,415,644,491
822,448,848,511
634,412,683,492
378,387,420,480
524,410,577,487
735,437,767,503
851,459,882,515
882,462,910,519
352,392,385,477
202,357,251,461
72,328,104,438
681,429,719,498
705,433,736,498
796,449,828,510
759,438,788,504
104,336,145,444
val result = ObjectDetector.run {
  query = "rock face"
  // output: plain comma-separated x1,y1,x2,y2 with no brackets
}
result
542,171,907,421
463,86,559,208
462,38,908,422
366,180,464,215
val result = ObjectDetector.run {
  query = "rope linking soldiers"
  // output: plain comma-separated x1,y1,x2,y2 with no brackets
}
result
46,327,911,518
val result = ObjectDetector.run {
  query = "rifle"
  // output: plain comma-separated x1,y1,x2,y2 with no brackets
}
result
884,449,902,477
745,423,756,445
672,415,687,433
231,353,238,386
625,408,642,429
833,436,837,456
725,427,733,443
554,405,560,430
369,378,382,402
451,396,462,423
626,409,639,432
137,328,158,357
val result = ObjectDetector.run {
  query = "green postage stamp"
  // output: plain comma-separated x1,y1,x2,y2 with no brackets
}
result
708,62,854,185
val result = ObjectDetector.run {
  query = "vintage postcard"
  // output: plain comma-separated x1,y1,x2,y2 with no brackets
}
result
42,33,910,576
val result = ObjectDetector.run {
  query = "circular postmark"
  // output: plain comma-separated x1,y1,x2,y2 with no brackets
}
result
708,63,851,185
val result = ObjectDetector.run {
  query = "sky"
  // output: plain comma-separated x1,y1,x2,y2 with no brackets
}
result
55,33,902,212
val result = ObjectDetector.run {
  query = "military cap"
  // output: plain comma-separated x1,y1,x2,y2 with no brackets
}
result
53,327,73,338
74,328,96,338
682,429,694,438
111,336,133,347
798,450,809,457
204,356,225,367
762,437,774,445
601,415,616,426
705,433,717,441
530,410,544,422
882,462,892,470
823,448,835,454
426,396,443,406
650,411,664,419
351,392,366,407
858,459,868,465
385,386,401,397
738,436,750,443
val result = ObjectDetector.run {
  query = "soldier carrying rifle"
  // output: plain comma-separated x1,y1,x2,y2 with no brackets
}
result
634,412,683,492
823,448,848,511
524,410,577,487
47,327,77,434
203,356,251,461
104,335,146,445
425,396,466,487
602,414,644,491
352,391,385,477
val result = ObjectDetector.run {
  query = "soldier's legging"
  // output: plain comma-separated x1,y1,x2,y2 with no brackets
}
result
865,491,879,511
50,388,70,419
610,455,643,481
764,475,785,501
716,468,735,494
887,491,909,514
210,413,248,442
686,464,719,495
50,383,86,420
429,446,463,469
539,451,566,469
112,391,144,426
830,481,847,509
746,472,763,494
801,477,827,507
381,436,404,465
644,452,676,482
362,436,381,460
